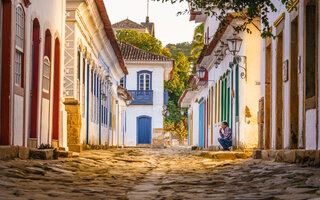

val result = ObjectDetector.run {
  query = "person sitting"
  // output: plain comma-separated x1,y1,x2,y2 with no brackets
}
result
218,121,232,151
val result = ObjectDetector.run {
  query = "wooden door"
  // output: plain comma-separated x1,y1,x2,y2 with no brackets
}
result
137,116,151,144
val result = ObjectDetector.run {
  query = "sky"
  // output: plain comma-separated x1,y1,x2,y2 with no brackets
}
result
104,0,197,46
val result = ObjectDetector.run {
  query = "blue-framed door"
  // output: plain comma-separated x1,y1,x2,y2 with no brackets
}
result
199,101,204,147
137,116,152,144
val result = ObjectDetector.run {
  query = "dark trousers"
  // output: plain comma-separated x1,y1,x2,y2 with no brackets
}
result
218,138,232,150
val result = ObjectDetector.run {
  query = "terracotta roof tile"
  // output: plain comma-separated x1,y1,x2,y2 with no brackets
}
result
118,41,173,62
113,19,147,30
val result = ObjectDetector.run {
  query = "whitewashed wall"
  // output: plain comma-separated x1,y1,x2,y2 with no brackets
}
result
125,63,165,146
8,0,66,147
260,0,320,150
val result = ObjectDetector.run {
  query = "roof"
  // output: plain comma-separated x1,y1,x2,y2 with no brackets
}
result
141,22,154,36
94,0,128,74
118,41,173,62
112,19,147,30
178,89,199,107
196,15,234,64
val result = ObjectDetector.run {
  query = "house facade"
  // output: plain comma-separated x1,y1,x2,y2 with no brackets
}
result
0,0,66,149
0,0,131,152
259,0,320,151
179,12,261,150
118,42,173,146
63,0,130,151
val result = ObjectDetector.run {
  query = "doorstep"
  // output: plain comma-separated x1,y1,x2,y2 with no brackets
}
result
192,150,252,160
252,149,320,167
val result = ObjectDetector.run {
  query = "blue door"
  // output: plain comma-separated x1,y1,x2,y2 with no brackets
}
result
199,102,204,147
137,116,152,144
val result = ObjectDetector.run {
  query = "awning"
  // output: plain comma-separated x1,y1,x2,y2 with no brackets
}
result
178,89,199,108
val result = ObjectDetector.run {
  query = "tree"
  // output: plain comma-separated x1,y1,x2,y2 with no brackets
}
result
154,0,293,38
166,42,193,57
190,23,204,73
164,52,190,142
164,117,188,144
116,29,171,57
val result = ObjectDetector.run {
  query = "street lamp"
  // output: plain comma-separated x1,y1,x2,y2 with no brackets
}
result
196,66,206,79
125,99,131,105
227,33,243,56
180,109,184,116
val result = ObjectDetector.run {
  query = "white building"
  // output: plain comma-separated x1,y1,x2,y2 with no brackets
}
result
180,12,261,150
0,0,131,152
259,0,320,151
0,0,66,149
63,0,129,151
118,42,173,146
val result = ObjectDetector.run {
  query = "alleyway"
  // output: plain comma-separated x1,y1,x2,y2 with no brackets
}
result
0,148,320,200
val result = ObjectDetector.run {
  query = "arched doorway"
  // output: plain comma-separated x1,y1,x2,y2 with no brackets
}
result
137,116,151,144
29,18,40,147
52,38,60,146
0,0,12,145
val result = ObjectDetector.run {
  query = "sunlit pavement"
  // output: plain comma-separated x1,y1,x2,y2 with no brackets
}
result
0,148,320,200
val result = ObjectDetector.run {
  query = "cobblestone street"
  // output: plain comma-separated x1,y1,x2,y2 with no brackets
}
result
0,148,319,200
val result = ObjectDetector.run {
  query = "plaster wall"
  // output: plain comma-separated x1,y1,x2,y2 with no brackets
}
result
260,0,319,150
6,0,65,147
125,63,166,146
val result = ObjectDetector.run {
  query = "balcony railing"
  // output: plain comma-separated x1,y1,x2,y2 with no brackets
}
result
128,90,153,105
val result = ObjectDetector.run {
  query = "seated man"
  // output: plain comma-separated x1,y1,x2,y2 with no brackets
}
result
218,121,232,151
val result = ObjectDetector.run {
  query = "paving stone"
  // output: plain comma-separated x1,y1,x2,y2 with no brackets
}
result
0,148,318,199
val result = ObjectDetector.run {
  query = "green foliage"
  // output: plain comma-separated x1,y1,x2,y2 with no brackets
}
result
116,29,171,57
153,0,293,38
164,52,190,127
190,23,204,73
166,42,193,57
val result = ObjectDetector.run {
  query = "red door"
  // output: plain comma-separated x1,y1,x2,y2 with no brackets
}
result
30,19,40,140
0,0,12,145
52,38,60,141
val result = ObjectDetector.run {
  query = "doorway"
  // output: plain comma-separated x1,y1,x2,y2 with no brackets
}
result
199,101,204,148
265,41,272,149
52,38,60,144
0,0,12,145
290,17,299,149
30,18,41,143
275,32,283,150
137,116,152,144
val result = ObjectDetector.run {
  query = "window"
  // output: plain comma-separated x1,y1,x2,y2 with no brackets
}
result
138,71,152,90
120,76,126,88
15,5,24,87
42,57,50,92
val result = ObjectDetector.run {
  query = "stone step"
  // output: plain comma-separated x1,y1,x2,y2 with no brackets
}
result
193,151,252,160
55,150,73,158
0,146,30,160
252,149,320,167
29,148,54,160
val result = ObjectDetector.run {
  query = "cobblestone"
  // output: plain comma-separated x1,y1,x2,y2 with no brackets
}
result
0,148,319,199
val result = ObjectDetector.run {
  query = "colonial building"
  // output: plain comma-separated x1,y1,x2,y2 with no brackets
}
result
0,0,66,149
179,12,261,150
118,41,173,146
0,0,131,152
112,18,155,37
259,0,320,151
64,0,130,151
